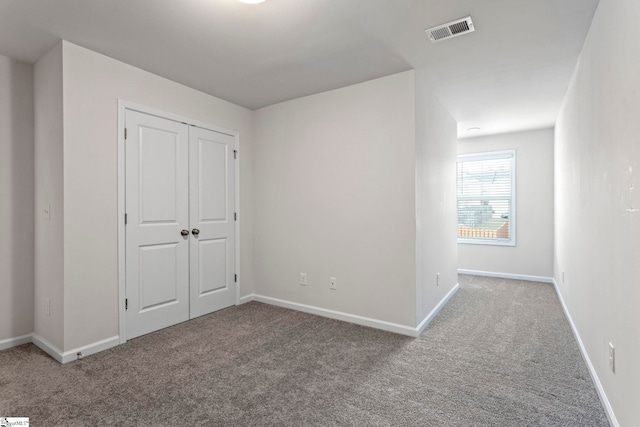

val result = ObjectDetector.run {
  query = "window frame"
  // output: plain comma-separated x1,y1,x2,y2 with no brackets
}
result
456,149,516,247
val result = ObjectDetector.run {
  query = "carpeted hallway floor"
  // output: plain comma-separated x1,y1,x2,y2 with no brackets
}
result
0,275,609,426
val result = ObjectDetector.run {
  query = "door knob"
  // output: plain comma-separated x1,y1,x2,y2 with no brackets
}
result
180,229,189,236
192,228,200,236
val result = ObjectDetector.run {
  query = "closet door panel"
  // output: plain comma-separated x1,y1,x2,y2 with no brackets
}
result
125,110,190,339
189,126,236,319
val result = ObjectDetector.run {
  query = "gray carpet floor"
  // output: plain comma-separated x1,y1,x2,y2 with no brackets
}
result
0,275,609,426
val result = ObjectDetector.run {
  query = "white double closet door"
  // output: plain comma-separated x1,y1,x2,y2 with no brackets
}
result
125,109,235,340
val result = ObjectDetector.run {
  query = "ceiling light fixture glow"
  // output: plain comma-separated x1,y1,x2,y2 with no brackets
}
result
237,0,266,4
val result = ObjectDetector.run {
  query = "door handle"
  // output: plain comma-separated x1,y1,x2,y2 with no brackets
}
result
180,229,189,236
192,228,200,236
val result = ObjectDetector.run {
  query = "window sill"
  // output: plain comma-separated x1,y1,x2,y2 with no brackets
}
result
457,238,516,247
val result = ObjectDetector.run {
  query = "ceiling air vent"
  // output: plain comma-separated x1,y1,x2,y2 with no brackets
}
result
425,16,475,43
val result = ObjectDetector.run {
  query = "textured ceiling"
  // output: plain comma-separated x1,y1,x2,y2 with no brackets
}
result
0,0,599,137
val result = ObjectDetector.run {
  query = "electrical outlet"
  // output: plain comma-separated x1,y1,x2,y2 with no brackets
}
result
609,342,615,373
45,298,50,316
437,273,440,287
300,272,307,286
330,277,337,290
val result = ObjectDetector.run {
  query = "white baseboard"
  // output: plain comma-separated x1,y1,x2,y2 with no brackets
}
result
251,287,458,338
238,294,255,305
32,334,64,363
8,285,460,362
458,269,553,283
416,283,460,335
23,334,121,364
60,335,120,364
253,294,418,336
552,279,619,427
0,333,33,351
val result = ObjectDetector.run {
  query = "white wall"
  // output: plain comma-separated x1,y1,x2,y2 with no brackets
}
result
58,41,254,351
415,69,458,324
29,42,459,351
34,43,64,349
555,0,640,424
0,54,34,342
457,128,554,278
253,71,417,327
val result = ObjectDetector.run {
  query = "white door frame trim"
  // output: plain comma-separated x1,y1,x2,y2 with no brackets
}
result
117,100,241,344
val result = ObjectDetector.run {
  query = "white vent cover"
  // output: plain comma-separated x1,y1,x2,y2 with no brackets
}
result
425,16,475,43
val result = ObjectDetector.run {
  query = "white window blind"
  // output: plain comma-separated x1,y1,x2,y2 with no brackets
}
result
457,150,516,245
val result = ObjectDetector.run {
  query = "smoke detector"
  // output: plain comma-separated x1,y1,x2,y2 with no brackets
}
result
425,16,475,43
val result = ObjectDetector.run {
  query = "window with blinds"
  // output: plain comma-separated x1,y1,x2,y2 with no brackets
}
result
457,150,516,245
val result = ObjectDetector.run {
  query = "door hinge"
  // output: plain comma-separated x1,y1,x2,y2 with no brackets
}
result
234,274,237,283
125,298,128,310
124,213,128,225
234,212,237,221
233,150,237,159
124,128,127,140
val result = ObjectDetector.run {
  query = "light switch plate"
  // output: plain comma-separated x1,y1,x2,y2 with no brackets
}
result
609,342,615,373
